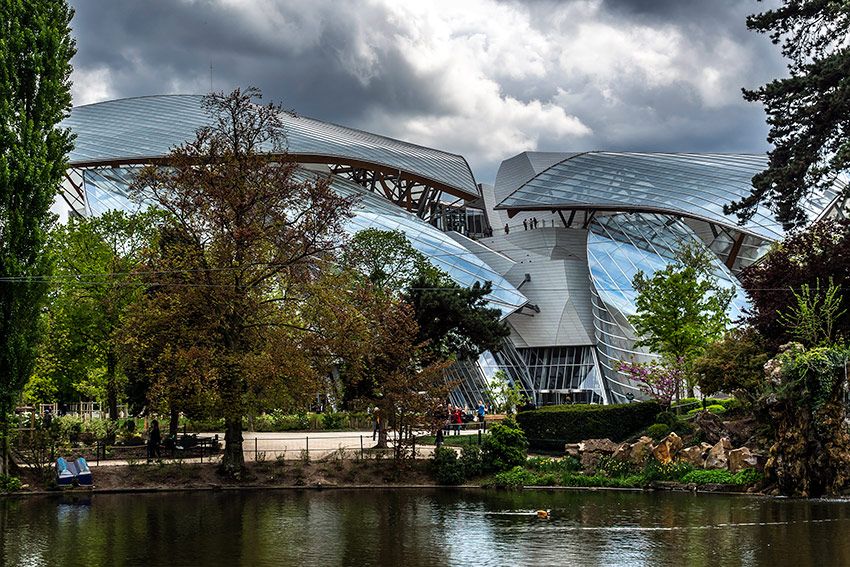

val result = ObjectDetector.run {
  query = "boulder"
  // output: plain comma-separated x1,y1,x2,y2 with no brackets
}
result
728,447,758,473
724,417,757,447
564,443,581,458
629,436,654,465
611,443,632,462
580,452,602,473
694,411,727,445
578,438,619,454
652,432,684,464
680,445,706,467
704,437,733,470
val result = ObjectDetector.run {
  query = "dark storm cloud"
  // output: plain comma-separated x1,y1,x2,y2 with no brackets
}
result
70,0,445,122
68,0,787,183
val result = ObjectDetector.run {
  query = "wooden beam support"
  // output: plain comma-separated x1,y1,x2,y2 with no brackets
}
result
725,232,746,270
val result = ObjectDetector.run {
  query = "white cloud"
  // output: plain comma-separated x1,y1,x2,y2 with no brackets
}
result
70,66,115,106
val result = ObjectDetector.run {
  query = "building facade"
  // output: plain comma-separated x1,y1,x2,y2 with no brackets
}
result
61,96,847,407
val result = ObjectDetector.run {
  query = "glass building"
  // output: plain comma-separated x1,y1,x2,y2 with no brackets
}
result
61,97,848,407
480,151,848,403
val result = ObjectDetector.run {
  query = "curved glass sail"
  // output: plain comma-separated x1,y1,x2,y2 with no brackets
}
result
586,212,747,403
63,95,479,199
498,152,839,241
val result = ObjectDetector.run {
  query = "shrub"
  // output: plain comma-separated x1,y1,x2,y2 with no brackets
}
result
320,412,345,430
516,401,660,448
646,423,671,440
431,446,465,485
525,456,580,474
595,455,638,478
681,469,734,485
560,473,644,488
642,459,693,482
491,466,557,489
732,468,763,486
705,404,726,414
480,418,528,473
459,445,483,478
681,468,763,486
0,475,21,493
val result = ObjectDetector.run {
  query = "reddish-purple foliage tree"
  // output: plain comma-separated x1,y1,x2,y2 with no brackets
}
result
618,360,683,409
740,219,850,350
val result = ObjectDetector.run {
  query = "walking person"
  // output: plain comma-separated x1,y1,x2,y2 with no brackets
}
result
477,400,486,427
372,406,381,441
523,219,528,230
147,419,161,462
504,223,509,234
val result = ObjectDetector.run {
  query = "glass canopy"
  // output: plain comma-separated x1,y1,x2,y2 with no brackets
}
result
63,95,479,200
497,152,839,241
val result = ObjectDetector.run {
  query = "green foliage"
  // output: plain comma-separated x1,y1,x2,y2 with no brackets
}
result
343,228,509,362
680,468,762,486
0,474,21,493
491,466,558,489
516,401,660,448
431,446,465,485
741,220,850,349
406,274,509,361
646,423,671,440
705,404,726,414
595,455,638,478
629,243,734,370
480,418,528,473
0,0,76,472
779,279,846,347
525,456,580,474
641,459,694,483
459,444,483,478
38,210,163,417
694,327,769,402
343,228,437,294
730,2,850,228
319,412,346,430
489,370,524,414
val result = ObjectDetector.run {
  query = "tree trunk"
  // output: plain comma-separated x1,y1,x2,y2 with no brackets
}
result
376,425,388,449
221,416,244,477
106,350,119,421
169,406,179,438
0,414,8,476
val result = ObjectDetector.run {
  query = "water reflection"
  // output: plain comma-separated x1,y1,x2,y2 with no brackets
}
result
3,489,850,566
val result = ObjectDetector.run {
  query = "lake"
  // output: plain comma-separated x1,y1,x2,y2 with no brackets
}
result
3,488,850,566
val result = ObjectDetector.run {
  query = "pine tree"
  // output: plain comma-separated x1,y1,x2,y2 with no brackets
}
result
727,1,850,229
0,0,75,473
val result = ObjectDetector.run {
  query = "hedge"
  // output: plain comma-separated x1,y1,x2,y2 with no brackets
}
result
516,401,661,449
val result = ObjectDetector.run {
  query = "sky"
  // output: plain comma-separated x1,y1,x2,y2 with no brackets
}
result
68,0,786,184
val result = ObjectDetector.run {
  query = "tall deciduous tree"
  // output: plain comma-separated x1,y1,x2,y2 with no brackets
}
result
45,210,161,419
344,228,509,361
728,1,850,229
132,88,352,475
628,244,735,398
0,0,75,473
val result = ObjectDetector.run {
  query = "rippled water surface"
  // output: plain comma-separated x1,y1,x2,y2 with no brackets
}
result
4,489,850,566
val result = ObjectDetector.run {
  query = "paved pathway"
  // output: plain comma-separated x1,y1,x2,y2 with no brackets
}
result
84,428,482,466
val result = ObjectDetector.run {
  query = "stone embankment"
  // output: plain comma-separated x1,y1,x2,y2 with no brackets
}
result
565,432,761,475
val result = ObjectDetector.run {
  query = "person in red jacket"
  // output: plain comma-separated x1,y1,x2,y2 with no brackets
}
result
451,407,463,435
